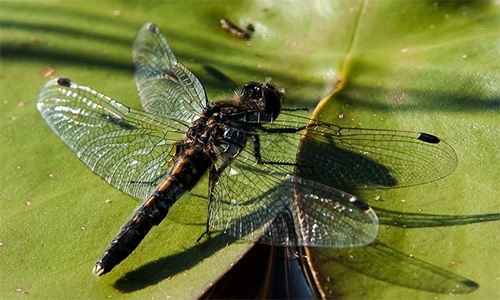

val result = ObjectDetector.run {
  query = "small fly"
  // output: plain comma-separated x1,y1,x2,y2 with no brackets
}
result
220,18,255,39
37,23,457,276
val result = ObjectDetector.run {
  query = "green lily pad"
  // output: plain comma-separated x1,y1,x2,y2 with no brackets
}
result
0,0,498,299
304,1,500,299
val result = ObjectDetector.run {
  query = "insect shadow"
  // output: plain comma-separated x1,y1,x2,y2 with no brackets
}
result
113,139,499,294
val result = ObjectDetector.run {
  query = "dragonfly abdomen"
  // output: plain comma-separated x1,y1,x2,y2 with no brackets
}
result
93,146,213,276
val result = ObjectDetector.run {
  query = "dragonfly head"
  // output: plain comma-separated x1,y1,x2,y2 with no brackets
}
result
243,81,283,121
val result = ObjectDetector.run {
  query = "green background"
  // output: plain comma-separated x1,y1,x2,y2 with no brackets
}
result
1,0,499,299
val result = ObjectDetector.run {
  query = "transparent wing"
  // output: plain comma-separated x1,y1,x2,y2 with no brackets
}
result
37,78,188,201
208,108,457,246
133,22,207,121
208,147,379,247
255,112,458,190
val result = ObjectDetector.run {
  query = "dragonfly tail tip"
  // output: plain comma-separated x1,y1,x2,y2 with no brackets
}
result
92,264,106,277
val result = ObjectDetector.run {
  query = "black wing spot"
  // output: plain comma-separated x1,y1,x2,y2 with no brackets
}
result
148,23,157,32
417,133,441,144
349,196,371,212
57,78,71,87
102,114,136,130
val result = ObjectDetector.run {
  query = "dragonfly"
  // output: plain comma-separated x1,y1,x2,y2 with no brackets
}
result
37,23,457,276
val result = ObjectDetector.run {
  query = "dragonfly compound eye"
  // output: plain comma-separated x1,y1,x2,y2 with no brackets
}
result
243,81,263,100
262,85,282,120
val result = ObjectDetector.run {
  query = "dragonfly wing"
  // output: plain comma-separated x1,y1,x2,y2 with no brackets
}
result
208,139,378,248
262,112,458,189
37,78,187,201
133,23,207,121
296,124,457,189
